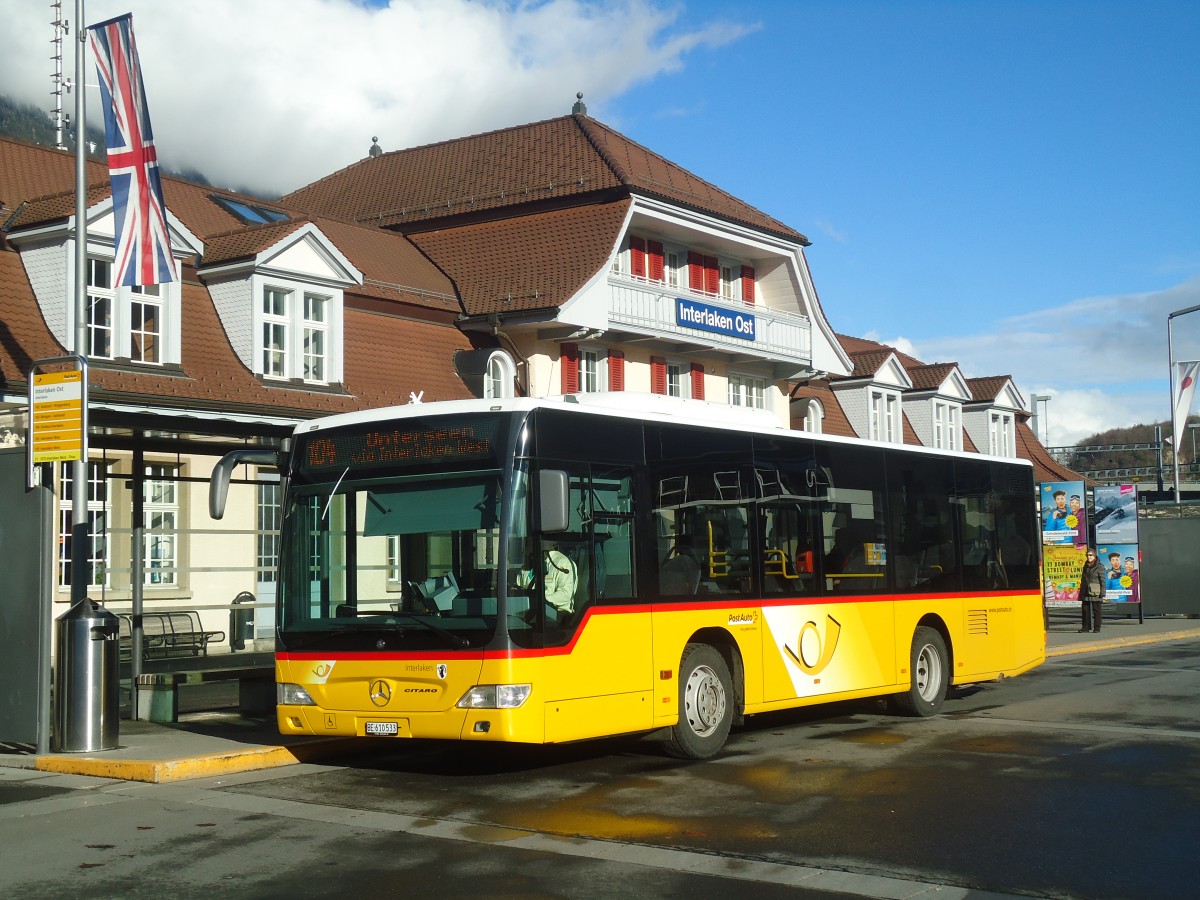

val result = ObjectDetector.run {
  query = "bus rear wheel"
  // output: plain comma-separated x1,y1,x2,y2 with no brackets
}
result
888,626,948,717
665,643,733,760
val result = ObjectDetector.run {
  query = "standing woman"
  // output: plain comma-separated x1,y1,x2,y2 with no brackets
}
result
1079,547,1106,633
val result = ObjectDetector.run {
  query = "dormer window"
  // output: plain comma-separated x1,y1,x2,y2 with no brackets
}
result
86,258,114,358
259,284,334,383
84,255,177,365
870,389,901,443
933,401,961,451
130,284,162,363
990,412,1014,457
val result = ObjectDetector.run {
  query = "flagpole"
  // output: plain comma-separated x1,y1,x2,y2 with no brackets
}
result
72,0,90,603
1168,303,1200,506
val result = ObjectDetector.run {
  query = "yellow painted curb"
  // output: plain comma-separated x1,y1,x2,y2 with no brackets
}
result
34,738,361,784
1047,629,1200,659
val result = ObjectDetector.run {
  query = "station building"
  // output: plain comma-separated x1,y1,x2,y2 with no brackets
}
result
0,99,1079,647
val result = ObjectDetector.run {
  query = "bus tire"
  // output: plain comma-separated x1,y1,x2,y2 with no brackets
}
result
888,626,948,717
665,643,733,760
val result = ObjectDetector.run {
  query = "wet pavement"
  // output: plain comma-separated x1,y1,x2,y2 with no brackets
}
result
3,613,1196,783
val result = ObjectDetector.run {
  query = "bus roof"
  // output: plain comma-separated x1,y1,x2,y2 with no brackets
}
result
292,393,1033,468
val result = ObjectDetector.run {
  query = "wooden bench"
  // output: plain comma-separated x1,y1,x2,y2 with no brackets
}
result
119,612,226,661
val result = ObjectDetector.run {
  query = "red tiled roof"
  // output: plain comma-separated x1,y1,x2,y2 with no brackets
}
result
835,333,924,369
965,375,1021,407
0,253,474,414
905,362,960,392
201,219,311,265
1017,420,1088,484
0,137,109,219
790,382,856,438
283,115,807,242
410,200,631,316
847,348,894,378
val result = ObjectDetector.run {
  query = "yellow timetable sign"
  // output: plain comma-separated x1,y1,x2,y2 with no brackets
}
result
32,370,84,463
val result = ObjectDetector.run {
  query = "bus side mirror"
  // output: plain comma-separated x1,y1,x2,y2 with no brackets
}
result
539,469,570,533
210,448,287,520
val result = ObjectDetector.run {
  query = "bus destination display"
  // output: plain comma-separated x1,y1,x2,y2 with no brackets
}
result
301,416,503,472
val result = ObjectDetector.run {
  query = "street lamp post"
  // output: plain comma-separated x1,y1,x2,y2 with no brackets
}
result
1030,394,1051,445
1167,303,1200,505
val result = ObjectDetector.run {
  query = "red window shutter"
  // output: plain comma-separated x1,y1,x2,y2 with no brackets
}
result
741,266,755,305
648,241,665,282
630,237,647,279
703,256,719,295
608,350,625,391
688,252,704,291
561,342,579,394
690,363,705,400
651,357,667,395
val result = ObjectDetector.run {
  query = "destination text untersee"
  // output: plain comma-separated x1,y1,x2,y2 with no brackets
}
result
305,425,493,470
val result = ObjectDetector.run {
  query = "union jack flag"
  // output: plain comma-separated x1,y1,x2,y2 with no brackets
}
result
89,14,174,287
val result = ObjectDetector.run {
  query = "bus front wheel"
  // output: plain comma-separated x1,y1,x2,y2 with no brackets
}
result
888,626,948,717
665,643,733,760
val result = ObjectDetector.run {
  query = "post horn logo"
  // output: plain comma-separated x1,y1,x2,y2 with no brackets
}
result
369,679,392,707
784,614,842,677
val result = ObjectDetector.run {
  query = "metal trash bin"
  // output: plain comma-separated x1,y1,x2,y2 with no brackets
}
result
230,591,256,651
53,599,120,752
136,673,180,723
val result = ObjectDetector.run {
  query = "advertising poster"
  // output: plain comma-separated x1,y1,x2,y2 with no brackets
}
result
1044,544,1086,605
1097,543,1140,603
1094,484,1139,544
1040,481,1087,547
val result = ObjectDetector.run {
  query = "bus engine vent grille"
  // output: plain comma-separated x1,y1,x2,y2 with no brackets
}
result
967,609,989,636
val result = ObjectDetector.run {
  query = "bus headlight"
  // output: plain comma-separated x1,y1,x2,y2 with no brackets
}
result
278,683,317,706
456,684,532,709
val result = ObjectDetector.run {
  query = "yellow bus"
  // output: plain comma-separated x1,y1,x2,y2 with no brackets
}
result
212,395,1045,759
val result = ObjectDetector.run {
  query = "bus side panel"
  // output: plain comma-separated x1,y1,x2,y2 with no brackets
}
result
759,600,897,704
954,591,1045,682
648,603,768,728
539,607,655,743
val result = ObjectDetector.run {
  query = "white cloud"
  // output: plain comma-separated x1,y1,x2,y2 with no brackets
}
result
893,277,1200,446
0,0,747,195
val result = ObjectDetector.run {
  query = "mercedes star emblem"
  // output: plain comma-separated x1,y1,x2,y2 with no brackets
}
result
369,679,391,707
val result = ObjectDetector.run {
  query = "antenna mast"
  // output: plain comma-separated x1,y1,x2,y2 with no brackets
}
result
51,0,70,150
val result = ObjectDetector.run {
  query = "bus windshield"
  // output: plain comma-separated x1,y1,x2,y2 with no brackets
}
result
278,470,524,650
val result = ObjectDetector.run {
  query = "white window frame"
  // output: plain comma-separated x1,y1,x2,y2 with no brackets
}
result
719,262,742,302
665,361,690,399
253,277,344,384
665,250,681,287
990,412,1014,457
77,252,181,365
143,463,180,587
611,240,627,275
262,286,290,379
302,292,329,383
129,284,163,364
933,400,961,451
58,460,110,589
729,372,766,409
579,347,605,393
802,398,824,434
870,389,901,443
484,351,517,400
257,478,281,587
86,258,114,359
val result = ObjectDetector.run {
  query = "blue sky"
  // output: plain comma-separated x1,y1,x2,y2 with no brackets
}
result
2,0,1196,444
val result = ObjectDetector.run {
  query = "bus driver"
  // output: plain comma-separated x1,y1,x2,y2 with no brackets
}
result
517,547,578,621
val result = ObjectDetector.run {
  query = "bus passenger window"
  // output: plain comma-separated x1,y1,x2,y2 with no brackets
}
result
653,468,755,599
